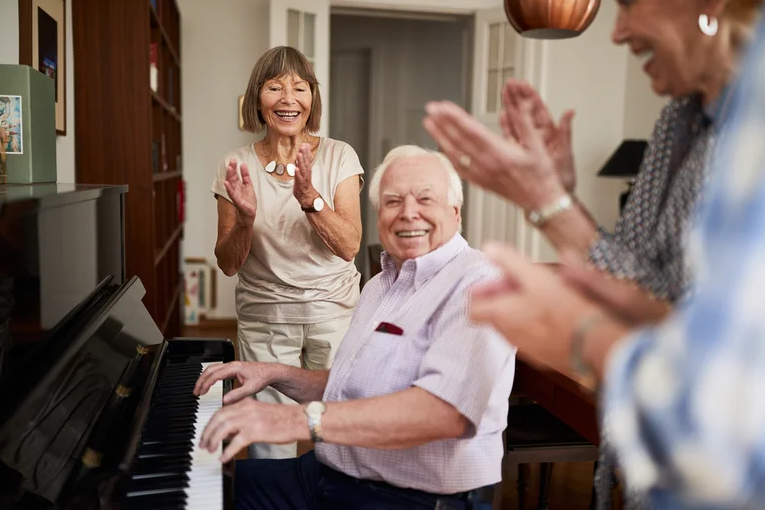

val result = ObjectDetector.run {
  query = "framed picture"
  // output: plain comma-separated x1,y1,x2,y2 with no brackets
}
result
183,258,217,325
18,0,66,135
0,95,23,155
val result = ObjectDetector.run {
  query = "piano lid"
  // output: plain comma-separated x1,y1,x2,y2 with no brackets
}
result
0,276,164,508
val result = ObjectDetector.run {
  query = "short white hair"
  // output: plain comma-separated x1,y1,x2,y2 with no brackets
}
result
368,145,463,210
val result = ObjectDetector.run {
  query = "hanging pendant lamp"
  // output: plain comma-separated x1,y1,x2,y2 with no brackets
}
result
504,0,601,40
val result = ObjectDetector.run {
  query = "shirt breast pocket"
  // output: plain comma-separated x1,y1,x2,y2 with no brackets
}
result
342,330,426,400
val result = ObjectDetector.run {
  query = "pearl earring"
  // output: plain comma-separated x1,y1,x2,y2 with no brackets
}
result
699,14,718,36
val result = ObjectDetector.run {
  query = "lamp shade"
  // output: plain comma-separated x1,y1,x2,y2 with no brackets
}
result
504,0,601,40
598,139,648,178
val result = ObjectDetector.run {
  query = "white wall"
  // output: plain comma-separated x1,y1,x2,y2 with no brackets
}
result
0,0,19,64
0,0,75,183
623,53,668,139
178,0,269,319
531,0,629,261
180,0,668,318
58,0,74,183
331,14,467,248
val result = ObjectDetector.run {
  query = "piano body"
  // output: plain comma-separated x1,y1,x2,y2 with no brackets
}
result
0,184,235,509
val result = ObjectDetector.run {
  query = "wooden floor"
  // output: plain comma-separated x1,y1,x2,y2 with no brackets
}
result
183,322,623,509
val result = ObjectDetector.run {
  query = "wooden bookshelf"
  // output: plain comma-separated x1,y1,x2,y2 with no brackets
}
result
72,0,184,337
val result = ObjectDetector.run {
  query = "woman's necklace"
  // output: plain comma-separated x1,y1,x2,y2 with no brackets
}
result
259,138,311,177
264,160,296,176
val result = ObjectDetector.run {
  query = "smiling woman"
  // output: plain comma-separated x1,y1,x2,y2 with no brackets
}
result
421,0,765,508
209,46,365,461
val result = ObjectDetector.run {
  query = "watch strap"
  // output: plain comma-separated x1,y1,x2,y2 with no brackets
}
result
526,194,574,227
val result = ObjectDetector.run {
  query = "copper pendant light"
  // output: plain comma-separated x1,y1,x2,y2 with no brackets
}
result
504,0,602,40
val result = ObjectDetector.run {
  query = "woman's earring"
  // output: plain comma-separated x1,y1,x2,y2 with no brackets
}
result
699,14,718,36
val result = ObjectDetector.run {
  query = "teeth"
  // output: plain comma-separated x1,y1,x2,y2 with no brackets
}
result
276,111,299,118
637,50,654,64
397,230,427,238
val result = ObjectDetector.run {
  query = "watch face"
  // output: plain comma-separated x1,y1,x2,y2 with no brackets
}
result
313,197,325,212
306,401,326,415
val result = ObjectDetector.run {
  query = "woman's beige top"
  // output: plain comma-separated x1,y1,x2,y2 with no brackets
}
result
211,137,364,324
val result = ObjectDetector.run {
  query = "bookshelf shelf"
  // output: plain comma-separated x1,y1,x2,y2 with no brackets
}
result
73,0,184,337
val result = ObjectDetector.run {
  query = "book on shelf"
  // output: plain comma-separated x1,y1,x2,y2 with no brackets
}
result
150,43,158,92
161,134,168,172
167,68,173,106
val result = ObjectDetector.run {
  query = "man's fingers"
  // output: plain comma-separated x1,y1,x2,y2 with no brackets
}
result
220,432,248,464
206,417,237,454
194,362,238,396
223,384,255,405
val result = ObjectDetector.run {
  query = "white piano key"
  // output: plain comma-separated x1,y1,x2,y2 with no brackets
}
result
185,362,223,510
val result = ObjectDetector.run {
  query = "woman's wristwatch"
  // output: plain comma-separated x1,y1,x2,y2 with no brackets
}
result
302,196,325,213
526,194,574,227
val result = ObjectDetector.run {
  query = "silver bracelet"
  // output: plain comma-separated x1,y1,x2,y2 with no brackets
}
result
570,313,605,390
526,194,574,227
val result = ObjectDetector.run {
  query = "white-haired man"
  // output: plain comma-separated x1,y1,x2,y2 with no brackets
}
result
193,145,517,510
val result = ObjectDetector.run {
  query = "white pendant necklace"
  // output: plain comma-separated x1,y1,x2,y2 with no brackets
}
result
264,161,296,176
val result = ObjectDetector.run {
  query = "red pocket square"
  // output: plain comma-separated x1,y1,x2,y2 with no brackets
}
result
375,322,404,336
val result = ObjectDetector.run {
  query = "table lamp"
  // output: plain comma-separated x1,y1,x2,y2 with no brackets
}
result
597,139,647,212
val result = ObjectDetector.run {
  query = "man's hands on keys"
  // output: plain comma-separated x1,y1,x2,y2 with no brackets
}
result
194,361,276,404
193,361,273,405
194,361,309,463
199,399,308,463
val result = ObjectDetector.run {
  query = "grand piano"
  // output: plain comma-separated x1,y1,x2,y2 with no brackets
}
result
0,184,235,510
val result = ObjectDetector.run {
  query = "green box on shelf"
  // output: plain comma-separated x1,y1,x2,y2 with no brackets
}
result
0,64,57,184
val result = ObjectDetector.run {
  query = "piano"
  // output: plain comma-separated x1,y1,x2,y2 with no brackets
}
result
0,184,235,509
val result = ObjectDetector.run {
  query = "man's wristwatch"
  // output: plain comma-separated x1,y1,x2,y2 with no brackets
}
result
301,196,325,213
304,401,326,443
526,194,574,227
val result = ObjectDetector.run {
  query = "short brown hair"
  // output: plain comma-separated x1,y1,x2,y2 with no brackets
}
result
241,46,322,133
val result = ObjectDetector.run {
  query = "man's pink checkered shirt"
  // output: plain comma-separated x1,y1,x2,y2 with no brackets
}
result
315,234,517,494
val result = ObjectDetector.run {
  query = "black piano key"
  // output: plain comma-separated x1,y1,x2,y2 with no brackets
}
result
124,489,188,508
135,453,192,469
133,460,192,476
128,473,190,493
138,442,193,456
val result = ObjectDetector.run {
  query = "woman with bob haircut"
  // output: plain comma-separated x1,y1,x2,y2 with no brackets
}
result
210,46,364,460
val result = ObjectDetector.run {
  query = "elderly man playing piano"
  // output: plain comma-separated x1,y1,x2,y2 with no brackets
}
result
194,145,517,510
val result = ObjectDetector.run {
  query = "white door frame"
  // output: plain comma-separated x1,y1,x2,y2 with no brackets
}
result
329,1,547,259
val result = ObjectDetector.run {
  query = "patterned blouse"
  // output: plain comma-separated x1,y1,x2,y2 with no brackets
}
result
590,89,732,509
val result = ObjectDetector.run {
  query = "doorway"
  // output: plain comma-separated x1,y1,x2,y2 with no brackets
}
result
329,47,372,279
329,9,472,282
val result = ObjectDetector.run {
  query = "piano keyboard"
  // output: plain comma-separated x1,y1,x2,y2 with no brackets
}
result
122,361,223,510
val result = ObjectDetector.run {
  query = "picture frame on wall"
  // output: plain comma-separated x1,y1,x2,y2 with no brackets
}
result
18,0,66,135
